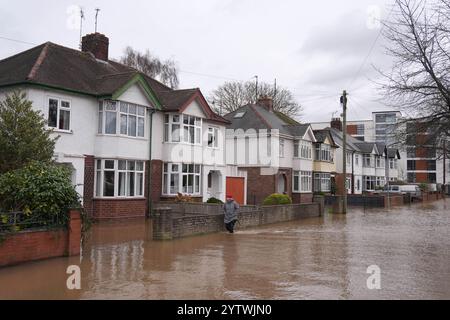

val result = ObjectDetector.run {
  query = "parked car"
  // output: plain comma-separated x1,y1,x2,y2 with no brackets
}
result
384,184,422,200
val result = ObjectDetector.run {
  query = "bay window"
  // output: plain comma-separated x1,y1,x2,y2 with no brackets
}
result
95,159,145,198
314,172,330,192
98,100,146,137
164,114,202,145
163,163,201,195
48,98,71,131
364,176,376,191
315,144,332,162
301,141,312,159
363,154,373,167
294,171,312,192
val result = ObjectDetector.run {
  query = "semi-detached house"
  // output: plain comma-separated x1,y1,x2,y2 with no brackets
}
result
0,33,230,219
224,97,320,205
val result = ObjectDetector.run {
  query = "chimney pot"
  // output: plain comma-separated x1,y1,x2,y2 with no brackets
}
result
81,33,109,61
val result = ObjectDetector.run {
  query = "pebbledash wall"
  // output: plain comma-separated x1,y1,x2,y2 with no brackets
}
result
152,197,324,240
0,210,81,267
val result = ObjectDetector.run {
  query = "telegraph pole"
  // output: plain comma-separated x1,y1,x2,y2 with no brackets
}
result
340,90,348,214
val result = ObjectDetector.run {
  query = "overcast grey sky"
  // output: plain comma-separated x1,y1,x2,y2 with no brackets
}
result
0,0,394,122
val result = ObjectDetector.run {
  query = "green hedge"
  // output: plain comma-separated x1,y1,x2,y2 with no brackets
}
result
206,197,223,204
262,193,292,205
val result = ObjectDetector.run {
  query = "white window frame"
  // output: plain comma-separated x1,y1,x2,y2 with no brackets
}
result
164,113,202,145
162,163,202,196
207,126,219,148
314,172,330,192
300,141,312,159
279,138,285,157
98,100,146,138
47,97,71,132
94,159,145,198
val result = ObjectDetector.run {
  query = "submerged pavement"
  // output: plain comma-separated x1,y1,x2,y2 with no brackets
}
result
0,199,449,299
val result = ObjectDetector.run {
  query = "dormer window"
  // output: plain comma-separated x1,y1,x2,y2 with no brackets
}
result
98,100,146,138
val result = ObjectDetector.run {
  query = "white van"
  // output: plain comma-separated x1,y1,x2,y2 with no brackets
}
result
384,184,422,200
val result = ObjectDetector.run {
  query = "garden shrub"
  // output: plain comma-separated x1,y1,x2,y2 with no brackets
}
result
0,161,81,227
206,197,223,204
262,193,292,205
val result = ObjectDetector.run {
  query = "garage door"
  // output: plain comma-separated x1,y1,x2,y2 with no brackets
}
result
226,177,245,205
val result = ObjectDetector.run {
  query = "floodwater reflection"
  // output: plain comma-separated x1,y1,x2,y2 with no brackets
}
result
0,200,450,299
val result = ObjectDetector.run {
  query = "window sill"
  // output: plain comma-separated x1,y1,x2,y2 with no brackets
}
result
161,194,202,197
93,197,146,200
163,141,203,147
49,128,73,134
96,134,147,141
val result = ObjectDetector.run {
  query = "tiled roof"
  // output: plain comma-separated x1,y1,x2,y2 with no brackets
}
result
224,104,310,138
0,42,228,123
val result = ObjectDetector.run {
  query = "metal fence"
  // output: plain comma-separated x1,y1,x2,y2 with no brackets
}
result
0,211,66,233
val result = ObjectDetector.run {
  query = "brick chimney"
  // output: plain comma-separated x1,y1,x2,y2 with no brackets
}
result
331,117,342,131
257,96,274,112
81,33,109,61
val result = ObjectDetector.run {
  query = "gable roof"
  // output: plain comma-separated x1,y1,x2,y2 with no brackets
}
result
0,41,228,123
313,129,338,148
224,103,310,137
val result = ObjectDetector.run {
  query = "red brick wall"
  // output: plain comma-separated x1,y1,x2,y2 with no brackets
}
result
243,167,292,205
0,210,81,267
92,198,147,220
83,155,95,217
291,193,313,204
150,160,163,202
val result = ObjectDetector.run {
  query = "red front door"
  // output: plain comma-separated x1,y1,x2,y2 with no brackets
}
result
226,177,245,205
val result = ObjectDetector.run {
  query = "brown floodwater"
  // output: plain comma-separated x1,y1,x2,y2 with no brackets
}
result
1,199,450,299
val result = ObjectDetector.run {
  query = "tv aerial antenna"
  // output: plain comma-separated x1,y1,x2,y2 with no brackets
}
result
95,8,100,32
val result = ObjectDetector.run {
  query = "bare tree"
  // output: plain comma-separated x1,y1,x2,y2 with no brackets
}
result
119,46,179,89
209,80,303,119
379,0,450,158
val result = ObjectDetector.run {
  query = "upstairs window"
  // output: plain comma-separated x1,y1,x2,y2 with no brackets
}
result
48,98,70,131
279,139,285,157
207,127,219,148
363,154,373,167
315,144,332,162
98,100,145,137
164,114,202,145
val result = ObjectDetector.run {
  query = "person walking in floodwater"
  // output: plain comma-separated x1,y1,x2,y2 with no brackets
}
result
223,194,239,233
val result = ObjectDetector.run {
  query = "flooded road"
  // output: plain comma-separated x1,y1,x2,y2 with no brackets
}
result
1,199,450,299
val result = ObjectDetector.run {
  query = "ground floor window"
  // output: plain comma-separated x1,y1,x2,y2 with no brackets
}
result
293,171,312,192
376,176,385,188
163,163,201,195
363,176,376,191
95,159,145,198
314,172,330,192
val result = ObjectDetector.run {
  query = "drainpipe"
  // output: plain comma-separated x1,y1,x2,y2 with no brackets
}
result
147,108,156,217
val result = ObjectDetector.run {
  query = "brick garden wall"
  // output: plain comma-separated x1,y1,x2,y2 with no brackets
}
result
153,201,323,240
0,210,81,267
291,193,313,204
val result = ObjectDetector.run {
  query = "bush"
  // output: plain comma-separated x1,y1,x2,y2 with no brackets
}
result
0,162,81,226
262,193,292,205
206,197,223,204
